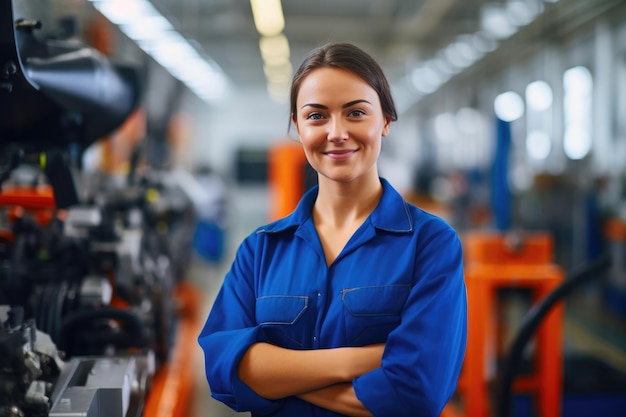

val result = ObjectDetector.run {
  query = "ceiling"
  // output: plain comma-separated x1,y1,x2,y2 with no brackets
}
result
147,0,491,95
12,0,624,106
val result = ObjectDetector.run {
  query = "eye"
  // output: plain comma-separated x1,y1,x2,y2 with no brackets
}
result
306,112,324,120
348,109,366,117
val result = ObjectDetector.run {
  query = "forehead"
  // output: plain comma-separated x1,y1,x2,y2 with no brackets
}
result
297,67,378,103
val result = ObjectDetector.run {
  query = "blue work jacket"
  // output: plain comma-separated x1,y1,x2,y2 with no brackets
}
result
198,178,467,417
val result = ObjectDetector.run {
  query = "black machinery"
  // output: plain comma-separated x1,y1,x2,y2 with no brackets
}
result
0,2,197,416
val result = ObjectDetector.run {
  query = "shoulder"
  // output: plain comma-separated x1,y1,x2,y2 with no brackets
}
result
402,198,461,251
376,178,457,239
406,200,454,231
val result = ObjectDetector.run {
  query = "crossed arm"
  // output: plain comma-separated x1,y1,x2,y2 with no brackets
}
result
237,342,384,416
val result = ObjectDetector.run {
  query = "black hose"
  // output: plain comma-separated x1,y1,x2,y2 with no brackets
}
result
59,307,148,355
495,254,612,417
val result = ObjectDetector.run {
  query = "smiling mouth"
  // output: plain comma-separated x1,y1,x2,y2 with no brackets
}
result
324,149,357,160
325,150,356,155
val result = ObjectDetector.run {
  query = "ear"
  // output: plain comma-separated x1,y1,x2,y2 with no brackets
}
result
291,113,301,140
381,115,392,137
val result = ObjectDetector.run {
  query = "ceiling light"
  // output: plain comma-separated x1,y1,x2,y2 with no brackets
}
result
267,82,289,102
526,130,551,160
250,0,285,37
526,80,553,111
264,63,292,83
259,34,290,65
472,31,499,53
506,0,539,27
444,43,473,69
87,0,229,103
564,130,591,160
433,53,461,75
480,3,517,39
122,15,170,41
563,66,593,160
494,91,524,122
411,66,442,94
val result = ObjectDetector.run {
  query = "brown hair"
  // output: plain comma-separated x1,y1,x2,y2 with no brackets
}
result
289,42,398,124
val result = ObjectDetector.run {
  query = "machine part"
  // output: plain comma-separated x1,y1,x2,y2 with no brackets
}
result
78,276,113,307
496,254,612,417
0,312,62,417
48,354,153,417
0,1,141,152
24,381,50,408
32,330,66,378
59,307,148,357
63,207,102,238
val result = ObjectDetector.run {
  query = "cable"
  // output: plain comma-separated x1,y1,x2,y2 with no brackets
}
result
59,307,148,356
495,254,612,417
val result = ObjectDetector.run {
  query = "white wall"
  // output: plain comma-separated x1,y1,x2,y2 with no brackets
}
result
183,87,292,177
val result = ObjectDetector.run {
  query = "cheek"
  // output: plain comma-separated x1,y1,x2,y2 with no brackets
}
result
298,127,324,149
362,125,385,145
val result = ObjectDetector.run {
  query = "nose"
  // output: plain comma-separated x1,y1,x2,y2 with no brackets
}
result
327,117,349,142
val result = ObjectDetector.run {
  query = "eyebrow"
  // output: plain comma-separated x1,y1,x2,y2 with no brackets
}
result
300,99,372,110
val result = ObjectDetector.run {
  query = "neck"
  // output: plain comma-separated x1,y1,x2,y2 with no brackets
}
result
313,174,383,229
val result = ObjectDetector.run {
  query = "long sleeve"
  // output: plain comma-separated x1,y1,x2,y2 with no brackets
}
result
197,234,284,414
353,225,467,417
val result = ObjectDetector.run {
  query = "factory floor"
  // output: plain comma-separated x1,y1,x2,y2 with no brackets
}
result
188,256,249,417
184,188,626,417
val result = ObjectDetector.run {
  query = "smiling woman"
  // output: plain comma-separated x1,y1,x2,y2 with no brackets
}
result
197,42,468,417
292,67,390,187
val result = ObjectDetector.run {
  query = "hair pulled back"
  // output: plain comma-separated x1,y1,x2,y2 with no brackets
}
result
290,42,398,123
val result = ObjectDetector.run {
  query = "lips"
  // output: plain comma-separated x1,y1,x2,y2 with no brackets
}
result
324,149,357,160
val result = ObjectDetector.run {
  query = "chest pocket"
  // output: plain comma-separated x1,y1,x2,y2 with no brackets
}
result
342,284,411,346
256,295,310,348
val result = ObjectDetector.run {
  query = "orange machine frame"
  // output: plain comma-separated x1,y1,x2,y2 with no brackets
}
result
444,231,564,417
142,281,201,417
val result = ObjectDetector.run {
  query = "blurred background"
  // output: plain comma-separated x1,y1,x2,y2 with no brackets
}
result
1,0,625,416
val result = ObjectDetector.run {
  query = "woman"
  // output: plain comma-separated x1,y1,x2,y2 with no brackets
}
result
198,42,467,417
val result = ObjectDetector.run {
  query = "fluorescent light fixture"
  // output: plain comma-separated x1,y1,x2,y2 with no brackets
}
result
411,66,443,94
494,91,524,122
480,3,517,40
250,0,285,37
526,130,552,160
506,0,540,27
258,33,291,102
407,0,552,102
454,35,484,62
564,130,592,160
526,80,553,111
433,53,461,75
472,31,499,53
259,35,290,65
122,15,171,42
444,43,473,69
87,0,229,103
563,66,593,160
264,62,292,83
267,82,289,102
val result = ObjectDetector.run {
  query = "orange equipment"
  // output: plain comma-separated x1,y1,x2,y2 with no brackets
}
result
142,281,202,417
268,141,308,221
447,231,564,417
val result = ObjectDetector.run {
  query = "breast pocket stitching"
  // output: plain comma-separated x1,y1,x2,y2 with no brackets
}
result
256,295,309,325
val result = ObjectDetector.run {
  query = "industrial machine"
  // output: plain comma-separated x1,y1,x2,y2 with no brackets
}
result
0,2,198,416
